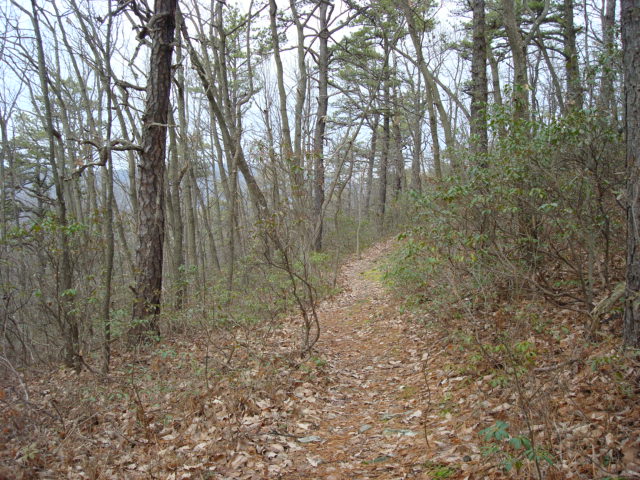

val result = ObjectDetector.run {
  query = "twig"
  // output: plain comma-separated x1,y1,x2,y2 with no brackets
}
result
0,355,29,402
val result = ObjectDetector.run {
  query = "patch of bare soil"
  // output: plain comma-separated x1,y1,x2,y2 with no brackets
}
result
2,240,639,479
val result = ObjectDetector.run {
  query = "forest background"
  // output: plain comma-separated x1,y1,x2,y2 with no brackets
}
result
1,0,639,477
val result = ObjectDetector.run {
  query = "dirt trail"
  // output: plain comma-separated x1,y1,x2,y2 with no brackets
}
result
6,240,638,479
283,240,433,479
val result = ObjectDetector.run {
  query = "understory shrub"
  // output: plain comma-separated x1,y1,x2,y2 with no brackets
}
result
388,110,625,318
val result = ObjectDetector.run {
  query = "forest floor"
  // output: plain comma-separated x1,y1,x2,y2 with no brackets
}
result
2,240,640,479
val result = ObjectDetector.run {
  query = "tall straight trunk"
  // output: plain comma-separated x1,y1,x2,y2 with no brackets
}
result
470,0,489,157
582,0,594,107
393,116,403,199
120,85,142,218
488,47,507,138
182,24,268,219
378,69,391,228
622,0,640,347
209,137,225,259
175,28,197,284
210,111,230,208
226,148,239,294
399,0,454,171
193,175,220,271
290,0,309,164
262,104,282,208
410,117,423,192
100,4,115,373
488,47,504,109
115,201,133,270
562,0,583,111
116,89,141,216
536,35,565,114
101,144,115,372
0,117,9,239
185,169,198,275
269,0,300,196
131,0,177,342
364,114,379,215
502,0,529,121
29,0,79,371
168,111,185,309
48,18,87,226
427,74,455,167
425,82,443,179
600,0,617,117
171,16,187,308
407,73,425,191
312,0,329,251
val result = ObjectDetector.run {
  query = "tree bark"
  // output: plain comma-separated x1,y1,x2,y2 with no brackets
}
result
392,114,403,199
290,0,311,164
168,110,185,309
399,0,455,171
312,0,330,251
502,0,529,121
562,0,583,111
269,0,301,196
425,80,442,179
599,0,617,117
536,35,565,114
377,75,390,228
470,0,488,157
100,2,115,373
131,0,177,343
622,0,640,347
29,0,80,371
364,114,379,215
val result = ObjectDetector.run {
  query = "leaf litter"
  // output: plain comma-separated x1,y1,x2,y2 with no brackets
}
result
2,239,639,479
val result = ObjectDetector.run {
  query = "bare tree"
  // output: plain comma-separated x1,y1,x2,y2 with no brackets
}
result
24,0,80,371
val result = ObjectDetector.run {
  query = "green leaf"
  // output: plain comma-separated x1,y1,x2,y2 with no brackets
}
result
509,437,523,450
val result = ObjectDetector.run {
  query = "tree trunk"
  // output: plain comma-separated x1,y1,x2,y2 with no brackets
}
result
562,0,583,111
470,0,488,157
364,114,379,215
599,0,617,117
536,35,565,114
100,4,115,373
30,0,80,371
168,110,185,309
400,0,455,171
487,48,509,139
290,0,310,172
312,0,329,252
393,115,403,199
378,77,390,229
269,0,300,196
185,168,198,278
425,81,443,179
410,123,422,192
502,0,529,121
0,116,9,240
131,0,177,343
622,0,640,347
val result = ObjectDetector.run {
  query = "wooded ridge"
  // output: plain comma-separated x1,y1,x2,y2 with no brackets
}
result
0,0,639,478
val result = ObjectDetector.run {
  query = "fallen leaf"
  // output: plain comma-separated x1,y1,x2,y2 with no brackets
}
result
382,428,417,437
359,424,373,433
